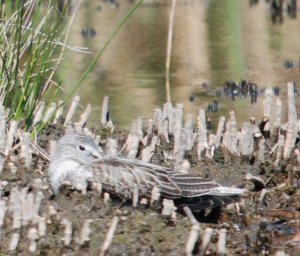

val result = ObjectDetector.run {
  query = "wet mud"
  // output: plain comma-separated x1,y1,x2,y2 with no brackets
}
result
0,125,299,255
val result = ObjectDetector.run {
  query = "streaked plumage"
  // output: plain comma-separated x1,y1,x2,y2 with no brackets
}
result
48,133,244,210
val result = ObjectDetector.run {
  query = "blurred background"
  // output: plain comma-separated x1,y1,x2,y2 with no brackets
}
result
60,0,300,128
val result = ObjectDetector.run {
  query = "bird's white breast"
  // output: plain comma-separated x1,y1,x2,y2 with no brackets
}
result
56,160,81,174
49,159,93,194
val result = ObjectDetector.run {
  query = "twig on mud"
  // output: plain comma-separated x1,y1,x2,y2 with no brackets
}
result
284,82,298,159
48,205,58,223
141,118,154,146
150,187,160,206
64,95,80,126
10,187,22,229
19,131,32,169
217,228,227,256
264,141,272,151
76,104,91,128
38,217,46,237
274,134,285,166
99,216,119,256
263,88,273,119
30,140,50,161
185,114,196,151
101,96,110,127
153,108,163,137
105,138,119,156
125,117,143,158
28,228,38,253
258,189,268,208
294,149,300,163
215,116,225,148
141,135,158,162
162,102,171,142
223,111,238,155
197,108,208,160
162,199,177,222
9,233,20,252
174,103,183,155
269,143,278,156
274,98,282,131
43,102,57,124
184,207,200,256
183,206,197,225
53,100,64,124
33,101,45,126
132,186,139,208
22,191,34,226
258,138,265,162
33,191,45,224
61,218,72,246
264,176,274,187
103,192,111,204
79,219,92,245
240,122,254,156
200,228,214,256
5,120,18,156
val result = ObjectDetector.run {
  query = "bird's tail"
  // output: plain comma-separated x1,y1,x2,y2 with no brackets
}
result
205,186,245,197
174,194,241,210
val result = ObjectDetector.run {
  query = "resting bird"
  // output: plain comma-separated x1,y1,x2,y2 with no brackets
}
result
48,133,244,210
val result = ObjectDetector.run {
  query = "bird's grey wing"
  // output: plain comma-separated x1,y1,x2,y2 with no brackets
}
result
87,155,230,200
88,156,184,199
169,175,243,210
107,157,228,198
169,174,224,197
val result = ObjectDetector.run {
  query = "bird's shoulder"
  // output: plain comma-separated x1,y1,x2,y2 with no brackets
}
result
87,155,178,175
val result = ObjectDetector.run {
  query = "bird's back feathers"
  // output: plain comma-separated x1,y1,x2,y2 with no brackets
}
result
88,155,244,209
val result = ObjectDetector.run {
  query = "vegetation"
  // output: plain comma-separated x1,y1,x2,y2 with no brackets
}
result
0,0,143,133
0,0,72,131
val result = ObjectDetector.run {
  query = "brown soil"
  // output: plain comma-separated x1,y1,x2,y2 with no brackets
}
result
0,125,300,255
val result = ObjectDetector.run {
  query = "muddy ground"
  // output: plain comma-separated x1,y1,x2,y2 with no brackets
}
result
1,124,300,255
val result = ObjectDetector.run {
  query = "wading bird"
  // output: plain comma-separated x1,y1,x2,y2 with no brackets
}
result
48,133,244,211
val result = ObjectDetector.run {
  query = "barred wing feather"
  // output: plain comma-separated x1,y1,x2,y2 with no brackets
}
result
89,157,182,199
88,156,243,204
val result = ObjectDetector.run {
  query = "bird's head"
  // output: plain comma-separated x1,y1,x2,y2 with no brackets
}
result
53,132,102,165
48,132,101,195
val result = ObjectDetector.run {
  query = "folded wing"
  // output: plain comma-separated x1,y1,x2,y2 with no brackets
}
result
88,155,244,209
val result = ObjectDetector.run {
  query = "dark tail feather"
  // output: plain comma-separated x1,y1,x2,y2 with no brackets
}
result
174,195,240,210
174,195,240,223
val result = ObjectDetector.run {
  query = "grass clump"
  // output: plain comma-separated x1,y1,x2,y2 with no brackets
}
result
0,0,75,131
0,0,144,134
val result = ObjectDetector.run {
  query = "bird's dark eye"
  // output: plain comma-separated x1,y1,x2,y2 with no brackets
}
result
79,145,85,151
